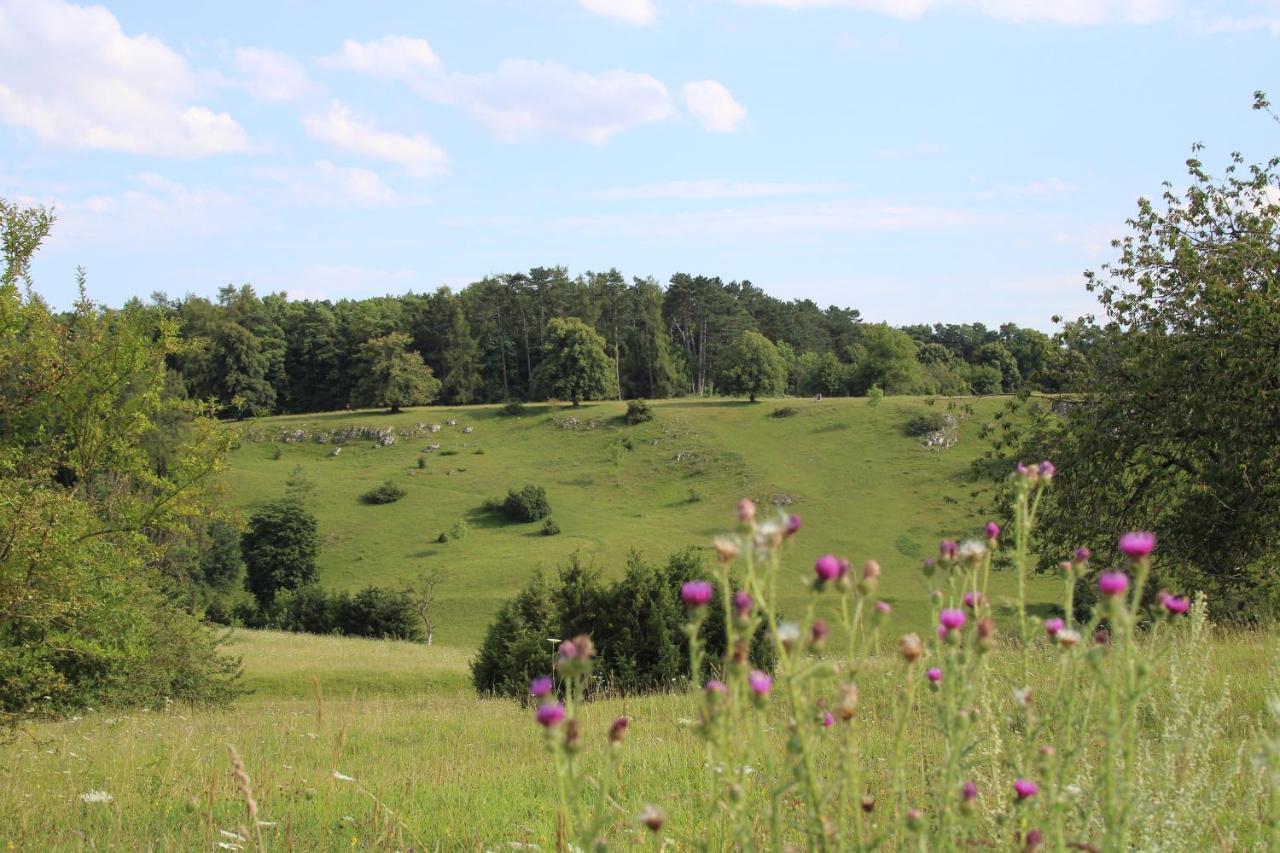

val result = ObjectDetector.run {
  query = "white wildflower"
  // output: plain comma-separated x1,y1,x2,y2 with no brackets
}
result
332,770,355,782
78,790,113,804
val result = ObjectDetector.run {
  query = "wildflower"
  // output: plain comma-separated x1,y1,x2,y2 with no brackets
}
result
899,633,924,663
838,683,858,720
748,670,773,698
1024,828,1045,851
777,622,801,652
906,808,925,831
1057,629,1081,648
1117,531,1155,560
1098,571,1130,597
705,679,727,695
977,617,995,640
1013,778,1039,799
79,790,113,804
754,519,785,551
529,675,554,699
535,703,565,728
332,771,356,782
1094,628,1111,645
810,619,830,648
860,559,881,593
1043,618,1064,637
713,536,740,563
985,521,1001,541
1017,461,1036,481
963,591,983,610
785,514,803,537
564,718,583,752
556,635,596,678
940,608,966,632
609,716,629,743
1014,687,1034,708
1161,592,1190,614
1038,460,1055,480
814,554,842,583
962,781,978,802
737,498,756,524
860,794,876,813
821,710,835,728
939,539,958,560
875,600,892,615
681,580,714,607
957,539,987,564
922,557,937,577
926,667,943,684
1074,546,1091,563
732,590,753,619
638,805,666,832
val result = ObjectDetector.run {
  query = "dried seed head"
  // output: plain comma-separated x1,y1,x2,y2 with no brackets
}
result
899,633,924,663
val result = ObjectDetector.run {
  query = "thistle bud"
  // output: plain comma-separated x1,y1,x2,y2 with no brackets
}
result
638,806,666,833
838,683,858,721
860,794,876,814
899,633,924,663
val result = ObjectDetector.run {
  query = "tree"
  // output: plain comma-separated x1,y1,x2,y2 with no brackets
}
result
200,520,243,589
717,330,786,402
210,322,276,418
998,142,1280,617
241,499,319,606
852,323,922,395
351,332,441,413
534,317,616,406
440,299,481,404
403,568,450,646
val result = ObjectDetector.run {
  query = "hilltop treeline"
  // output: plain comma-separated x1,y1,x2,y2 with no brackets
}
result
138,270,1094,416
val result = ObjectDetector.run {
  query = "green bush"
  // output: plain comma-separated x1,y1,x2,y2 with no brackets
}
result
233,584,422,641
361,480,407,505
241,499,319,606
490,484,551,522
541,518,561,536
417,455,426,469
770,406,799,419
499,400,527,416
903,412,950,437
624,399,653,424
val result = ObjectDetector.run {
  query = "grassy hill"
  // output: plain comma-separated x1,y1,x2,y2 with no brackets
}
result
227,396,1055,647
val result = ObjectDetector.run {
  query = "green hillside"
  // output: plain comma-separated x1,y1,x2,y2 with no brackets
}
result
228,396,1055,646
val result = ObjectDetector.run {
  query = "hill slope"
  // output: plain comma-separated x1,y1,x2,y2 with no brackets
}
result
228,396,1052,646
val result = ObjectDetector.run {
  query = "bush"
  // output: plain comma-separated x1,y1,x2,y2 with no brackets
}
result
417,455,426,469
241,499,319,606
232,584,422,640
438,519,470,543
499,400,527,416
624,399,653,425
491,484,551,522
542,518,561,536
903,412,950,437
770,406,799,419
361,480,407,505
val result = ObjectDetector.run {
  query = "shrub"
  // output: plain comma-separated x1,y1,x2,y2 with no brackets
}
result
232,584,422,641
499,400,527,416
417,455,426,469
624,399,653,424
241,499,319,606
770,406,799,419
541,518,561,536
361,480,407,505
491,484,551,522
903,411,950,436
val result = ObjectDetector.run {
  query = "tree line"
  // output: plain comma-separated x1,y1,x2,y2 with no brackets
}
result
135,270,1093,417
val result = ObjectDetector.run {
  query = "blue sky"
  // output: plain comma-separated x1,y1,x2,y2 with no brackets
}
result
1,0,1277,328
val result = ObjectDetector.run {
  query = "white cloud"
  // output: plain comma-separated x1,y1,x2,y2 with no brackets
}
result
0,0,247,156
682,80,747,132
1195,13,1280,36
311,161,398,206
588,179,850,200
320,35,444,81
248,161,400,208
732,0,1174,25
323,37,677,143
578,0,658,25
303,100,449,177
233,48,316,102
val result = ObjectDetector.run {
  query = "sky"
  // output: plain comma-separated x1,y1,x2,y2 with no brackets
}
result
1,0,1277,329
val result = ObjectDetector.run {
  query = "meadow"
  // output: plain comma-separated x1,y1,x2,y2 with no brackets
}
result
226,396,1055,645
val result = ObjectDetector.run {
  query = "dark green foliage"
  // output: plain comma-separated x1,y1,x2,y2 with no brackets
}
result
499,400,527,416
471,549,775,698
361,480,407,505
350,332,441,413
233,585,422,640
717,330,786,402
541,518,561,536
200,521,243,589
417,455,426,469
241,499,319,606
491,484,551,522
624,399,653,424
903,412,950,437
771,406,799,419
534,317,617,406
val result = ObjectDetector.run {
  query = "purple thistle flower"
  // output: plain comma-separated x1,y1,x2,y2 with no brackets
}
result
937,624,947,639
985,522,1001,540
939,539,958,560
681,580,714,607
1162,593,1190,614
529,675,554,698
814,554,842,582
1038,460,1055,479
821,710,835,728
963,591,979,610
926,667,943,683
811,619,830,643
785,514,802,537
962,781,978,802
875,600,892,614
1098,571,1130,597
1073,547,1091,563
1043,618,1064,637
748,670,772,696
732,590,753,618
535,703,565,728
940,609,966,631
705,679,727,694
1013,778,1039,799
1118,531,1156,560
737,498,756,523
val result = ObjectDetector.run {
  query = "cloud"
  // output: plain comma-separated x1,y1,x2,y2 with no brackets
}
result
588,179,850,200
324,37,677,142
303,100,449,177
320,35,444,81
682,80,747,132
233,47,316,102
0,0,247,156
248,161,400,207
578,0,658,25
876,142,943,159
731,0,1173,25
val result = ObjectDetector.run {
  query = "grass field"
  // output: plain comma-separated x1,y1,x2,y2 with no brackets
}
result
227,396,1055,647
